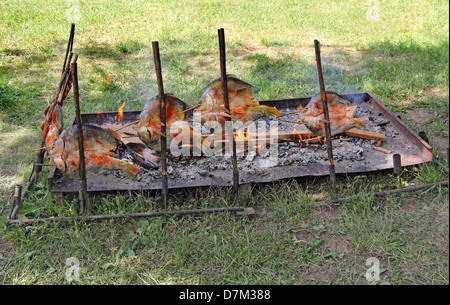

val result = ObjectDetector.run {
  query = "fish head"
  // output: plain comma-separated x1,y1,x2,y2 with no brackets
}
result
48,137,67,173
136,126,153,145
300,114,324,136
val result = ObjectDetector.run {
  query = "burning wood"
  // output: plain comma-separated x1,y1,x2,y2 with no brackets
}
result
105,123,160,170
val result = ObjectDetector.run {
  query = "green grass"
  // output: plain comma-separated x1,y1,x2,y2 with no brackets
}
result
0,0,448,285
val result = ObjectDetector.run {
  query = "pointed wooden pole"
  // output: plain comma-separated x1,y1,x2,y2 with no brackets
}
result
218,28,240,197
152,41,169,210
72,58,88,216
314,40,337,198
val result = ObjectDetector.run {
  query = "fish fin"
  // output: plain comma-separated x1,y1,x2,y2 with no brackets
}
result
153,128,166,138
113,159,140,180
232,108,246,114
153,119,165,127
216,111,232,118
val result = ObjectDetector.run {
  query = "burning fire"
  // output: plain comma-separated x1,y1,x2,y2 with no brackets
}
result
114,102,126,122
234,127,250,140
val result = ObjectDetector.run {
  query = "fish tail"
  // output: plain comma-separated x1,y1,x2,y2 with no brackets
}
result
259,105,281,117
192,132,210,154
113,159,141,180
351,118,366,129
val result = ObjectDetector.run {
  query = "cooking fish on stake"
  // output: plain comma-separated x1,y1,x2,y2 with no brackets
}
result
299,91,365,137
134,94,209,153
41,103,64,148
49,124,140,180
193,75,280,127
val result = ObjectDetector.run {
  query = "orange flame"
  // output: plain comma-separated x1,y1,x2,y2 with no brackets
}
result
234,127,249,140
115,102,126,122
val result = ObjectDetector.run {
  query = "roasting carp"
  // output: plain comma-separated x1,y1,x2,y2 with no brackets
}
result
193,75,280,126
300,91,351,118
299,91,365,137
134,94,208,153
41,104,64,147
301,114,365,137
49,124,140,180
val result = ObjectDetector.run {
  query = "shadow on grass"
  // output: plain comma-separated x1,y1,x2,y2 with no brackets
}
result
358,39,449,103
242,51,363,100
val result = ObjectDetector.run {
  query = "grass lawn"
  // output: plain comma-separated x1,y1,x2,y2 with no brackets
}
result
0,0,448,285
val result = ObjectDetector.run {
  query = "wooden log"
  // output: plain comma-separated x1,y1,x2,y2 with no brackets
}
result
213,136,277,146
373,146,392,154
344,128,386,141
276,129,315,138
305,136,322,144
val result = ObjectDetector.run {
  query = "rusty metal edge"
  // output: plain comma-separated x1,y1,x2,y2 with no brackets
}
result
365,92,433,162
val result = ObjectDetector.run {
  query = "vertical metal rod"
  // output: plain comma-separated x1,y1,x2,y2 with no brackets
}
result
152,41,168,210
72,60,88,216
418,131,430,144
447,147,450,167
393,153,402,188
218,28,239,197
314,40,337,198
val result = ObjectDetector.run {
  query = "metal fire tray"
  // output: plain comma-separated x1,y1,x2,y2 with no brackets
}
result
48,92,433,195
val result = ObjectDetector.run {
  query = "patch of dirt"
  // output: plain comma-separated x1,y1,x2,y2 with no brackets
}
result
406,107,449,154
0,237,16,258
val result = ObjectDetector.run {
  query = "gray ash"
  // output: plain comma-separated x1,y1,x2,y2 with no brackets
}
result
107,105,389,185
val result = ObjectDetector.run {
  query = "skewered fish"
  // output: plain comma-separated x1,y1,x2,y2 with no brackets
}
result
49,124,140,180
41,104,64,147
299,91,365,137
193,75,280,126
134,94,208,153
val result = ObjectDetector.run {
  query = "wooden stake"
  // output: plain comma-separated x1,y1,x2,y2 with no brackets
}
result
218,28,239,197
314,39,337,198
72,59,88,217
152,41,168,210
393,153,402,188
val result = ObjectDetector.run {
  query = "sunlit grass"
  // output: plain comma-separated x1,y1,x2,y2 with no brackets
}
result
0,0,448,285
